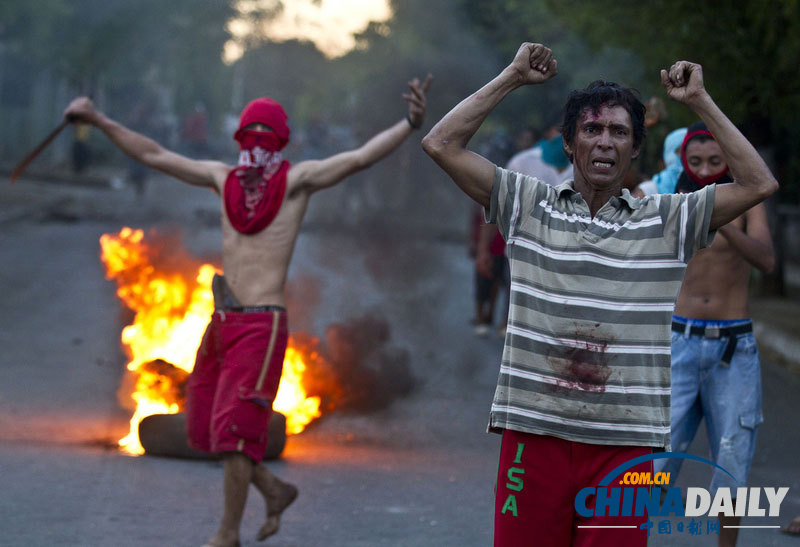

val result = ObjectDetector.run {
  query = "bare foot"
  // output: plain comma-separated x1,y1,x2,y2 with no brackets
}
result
256,479,298,541
784,515,800,535
202,530,240,547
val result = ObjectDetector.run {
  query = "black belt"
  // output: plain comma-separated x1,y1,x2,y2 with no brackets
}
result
218,305,286,313
671,320,752,367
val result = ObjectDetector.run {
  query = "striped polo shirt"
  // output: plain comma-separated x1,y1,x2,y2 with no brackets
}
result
485,166,716,449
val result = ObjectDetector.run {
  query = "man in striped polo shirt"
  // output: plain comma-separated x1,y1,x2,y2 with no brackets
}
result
422,42,778,546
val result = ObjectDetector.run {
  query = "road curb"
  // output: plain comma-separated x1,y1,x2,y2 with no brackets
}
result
754,322,800,373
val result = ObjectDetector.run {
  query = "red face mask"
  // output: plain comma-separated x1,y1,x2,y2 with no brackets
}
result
224,98,292,235
235,130,285,187
680,128,730,187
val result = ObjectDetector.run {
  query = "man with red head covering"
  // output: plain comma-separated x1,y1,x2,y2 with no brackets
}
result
654,121,774,547
64,73,431,547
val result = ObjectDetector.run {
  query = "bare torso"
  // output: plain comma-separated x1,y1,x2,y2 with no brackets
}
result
212,164,310,307
674,214,751,319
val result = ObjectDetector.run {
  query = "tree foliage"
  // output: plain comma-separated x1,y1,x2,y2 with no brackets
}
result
458,0,800,201
542,0,800,200
1,1,235,134
455,1,651,130
544,1,799,125
4,0,797,201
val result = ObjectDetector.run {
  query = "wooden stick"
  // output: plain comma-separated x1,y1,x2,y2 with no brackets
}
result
10,119,71,184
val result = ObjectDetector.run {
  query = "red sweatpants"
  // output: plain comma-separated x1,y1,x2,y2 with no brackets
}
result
185,309,288,462
494,430,653,547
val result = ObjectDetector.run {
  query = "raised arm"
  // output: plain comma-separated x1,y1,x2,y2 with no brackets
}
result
64,97,228,191
422,43,557,207
288,75,432,195
660,62,779,229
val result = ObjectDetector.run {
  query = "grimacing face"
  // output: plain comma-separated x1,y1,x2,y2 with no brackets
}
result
564,104,639,189
685,139,727,180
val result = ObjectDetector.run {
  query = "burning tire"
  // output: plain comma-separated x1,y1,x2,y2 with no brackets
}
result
139,411,287,460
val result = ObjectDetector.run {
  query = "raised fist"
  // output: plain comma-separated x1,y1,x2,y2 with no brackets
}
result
64,97,99,125
660,61,707,106
508,42,557,86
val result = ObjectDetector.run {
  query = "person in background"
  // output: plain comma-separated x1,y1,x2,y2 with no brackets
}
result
654,121,774,547
513,126,539,152
183,102,210,157
473,211,509,337
634,126,687,196
638,96,669,173
71,122,91,174
506,120,573,186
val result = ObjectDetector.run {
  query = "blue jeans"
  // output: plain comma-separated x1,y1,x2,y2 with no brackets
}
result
654,317,763,494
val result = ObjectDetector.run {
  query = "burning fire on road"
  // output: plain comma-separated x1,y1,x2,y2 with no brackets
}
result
99,227,326,455
100,227,416,457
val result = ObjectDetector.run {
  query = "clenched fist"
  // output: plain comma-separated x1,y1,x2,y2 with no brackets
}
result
507,43,558,86
660,61,708,106
64,97,100,125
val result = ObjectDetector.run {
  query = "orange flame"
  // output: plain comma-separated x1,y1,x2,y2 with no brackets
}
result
100,227,321,455
275,347,322,434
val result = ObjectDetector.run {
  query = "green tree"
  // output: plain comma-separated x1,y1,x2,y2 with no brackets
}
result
455,1,650,137
0,1,236,155
541,0,800,202
459,0,800,202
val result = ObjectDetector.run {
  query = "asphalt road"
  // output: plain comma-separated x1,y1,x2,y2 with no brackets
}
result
1,173,798,546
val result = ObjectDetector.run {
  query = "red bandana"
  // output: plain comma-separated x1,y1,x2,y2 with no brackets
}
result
224,97,292,234
679,125,730,187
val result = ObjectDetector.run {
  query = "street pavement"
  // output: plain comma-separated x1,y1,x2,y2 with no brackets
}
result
1,171,798,546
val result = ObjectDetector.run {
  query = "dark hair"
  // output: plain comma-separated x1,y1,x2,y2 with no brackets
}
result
683,121,715,152
687,133,714,144
561,80,646,161
684,133,715,152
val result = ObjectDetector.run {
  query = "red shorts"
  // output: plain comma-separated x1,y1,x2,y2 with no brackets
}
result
185,309,288,462
494,430,653,547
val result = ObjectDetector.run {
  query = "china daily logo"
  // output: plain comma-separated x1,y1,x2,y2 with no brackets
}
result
572,453,788,521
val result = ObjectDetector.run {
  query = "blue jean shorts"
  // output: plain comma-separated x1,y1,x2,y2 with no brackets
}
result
654,316,763,494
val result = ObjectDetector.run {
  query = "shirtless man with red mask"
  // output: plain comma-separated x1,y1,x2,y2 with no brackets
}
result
654,122,775,547
64,74,431,547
